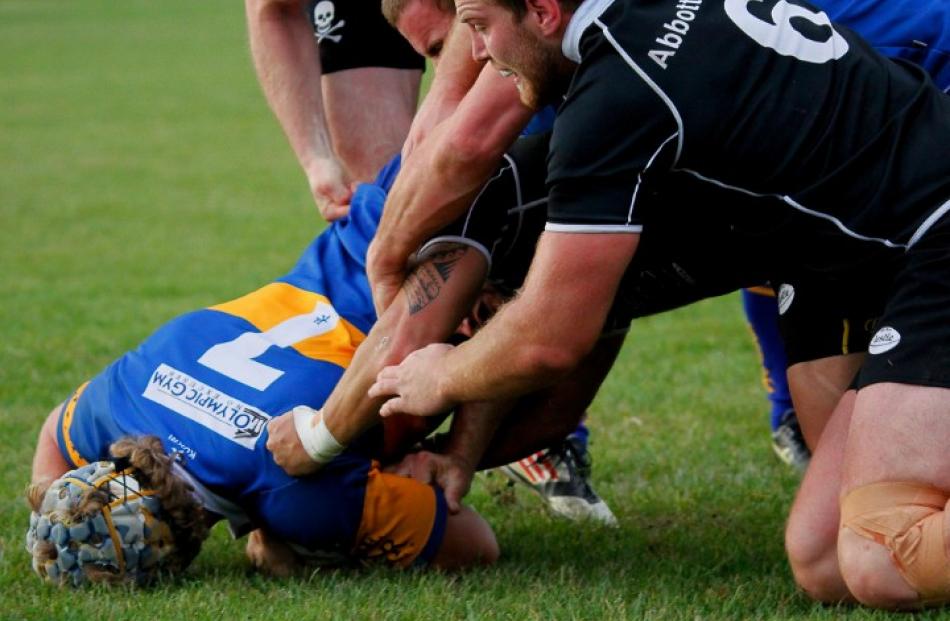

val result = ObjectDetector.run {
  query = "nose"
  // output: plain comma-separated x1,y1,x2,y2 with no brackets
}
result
470,32,490,62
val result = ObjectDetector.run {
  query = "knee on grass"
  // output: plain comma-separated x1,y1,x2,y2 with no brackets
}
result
839,482,950,609
785,517,851,604
432,506,499,570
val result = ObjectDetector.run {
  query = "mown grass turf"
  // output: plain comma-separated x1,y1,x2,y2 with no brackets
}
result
1,2,943,619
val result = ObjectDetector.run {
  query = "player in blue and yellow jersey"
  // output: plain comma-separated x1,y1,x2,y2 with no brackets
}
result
28,134,631,584
26,159,507,585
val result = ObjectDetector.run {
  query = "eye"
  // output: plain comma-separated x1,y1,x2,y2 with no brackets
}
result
463,19,486,34
427,41,444,58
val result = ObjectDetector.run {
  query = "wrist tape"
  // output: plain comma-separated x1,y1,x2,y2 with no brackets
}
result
292,405,344,464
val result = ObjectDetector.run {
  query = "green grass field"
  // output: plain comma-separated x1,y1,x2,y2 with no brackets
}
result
0,2,940,619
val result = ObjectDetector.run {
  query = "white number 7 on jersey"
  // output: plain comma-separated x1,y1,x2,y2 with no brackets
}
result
198,302,341,390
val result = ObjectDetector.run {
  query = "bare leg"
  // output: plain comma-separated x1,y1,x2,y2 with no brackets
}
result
431,505,499,569
323,67,422,182
787,353,864,449
245,528,301,577
32,403,70,486
837,383,950,609
784,354,865,602
785,389,856,603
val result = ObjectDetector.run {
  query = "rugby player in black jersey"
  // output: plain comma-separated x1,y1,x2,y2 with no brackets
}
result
369,0,948,475
367,0,950,609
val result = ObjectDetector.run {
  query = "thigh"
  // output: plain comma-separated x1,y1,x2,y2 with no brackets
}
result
855,218,950,392
323,67,421,180
776,272,886,446
845,383,950,489
788,354,864,448
253,459,448,568
845,216,950,489
777,279,882,368
785,389,856,602
310,0,422,181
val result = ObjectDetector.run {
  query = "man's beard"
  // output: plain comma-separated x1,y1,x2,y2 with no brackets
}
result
510,37,568,109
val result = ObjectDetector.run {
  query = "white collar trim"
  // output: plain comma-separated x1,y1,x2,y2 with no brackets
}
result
562,0,616,62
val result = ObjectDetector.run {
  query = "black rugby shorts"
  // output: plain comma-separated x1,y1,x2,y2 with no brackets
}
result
308,0,425,73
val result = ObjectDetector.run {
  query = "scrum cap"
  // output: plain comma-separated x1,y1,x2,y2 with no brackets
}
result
26,460,177,586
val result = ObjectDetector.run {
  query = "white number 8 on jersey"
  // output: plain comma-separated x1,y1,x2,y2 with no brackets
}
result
724,0,849,63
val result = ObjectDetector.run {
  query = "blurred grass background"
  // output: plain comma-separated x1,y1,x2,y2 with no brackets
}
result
0,1,935,619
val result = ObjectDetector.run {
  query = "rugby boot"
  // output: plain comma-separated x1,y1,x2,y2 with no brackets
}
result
771,408,811,472
500,437,617,526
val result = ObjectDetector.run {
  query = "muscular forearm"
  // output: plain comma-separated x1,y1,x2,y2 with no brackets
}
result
403,23,485,158
443,399,514,471
323,247,486,445
245,0,335,173
368,66,535,311
434,234,638,406
477,335,625,467
426,24,484,105
436,300,580,405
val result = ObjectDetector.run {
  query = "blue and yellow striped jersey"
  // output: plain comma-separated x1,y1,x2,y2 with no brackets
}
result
56,158,448,565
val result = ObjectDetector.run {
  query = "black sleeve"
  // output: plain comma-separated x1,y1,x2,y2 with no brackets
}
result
546,43,679,233
418,134,551,283
415,168,513,271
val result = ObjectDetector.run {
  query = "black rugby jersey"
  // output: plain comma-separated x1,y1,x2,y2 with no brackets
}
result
422,135,792,326
419,134,551,296
546,0,950,252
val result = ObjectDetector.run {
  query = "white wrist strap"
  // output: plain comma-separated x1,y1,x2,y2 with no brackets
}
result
292,405,344,464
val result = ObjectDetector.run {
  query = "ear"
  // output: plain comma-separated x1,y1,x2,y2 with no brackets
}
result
524,0,564,36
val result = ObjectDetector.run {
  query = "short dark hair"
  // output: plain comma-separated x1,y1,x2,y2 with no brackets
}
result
489,0,582,20
382,0,456,27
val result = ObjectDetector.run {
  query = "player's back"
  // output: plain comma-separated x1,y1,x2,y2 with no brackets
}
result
61,176,393,502
554,0,950,250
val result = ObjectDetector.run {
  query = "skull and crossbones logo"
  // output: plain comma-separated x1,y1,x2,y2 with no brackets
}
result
313,1,345,43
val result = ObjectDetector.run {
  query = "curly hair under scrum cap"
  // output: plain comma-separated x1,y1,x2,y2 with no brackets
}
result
25,436,208,587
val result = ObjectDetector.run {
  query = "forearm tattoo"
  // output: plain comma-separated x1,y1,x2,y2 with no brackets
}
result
403,246,469,315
